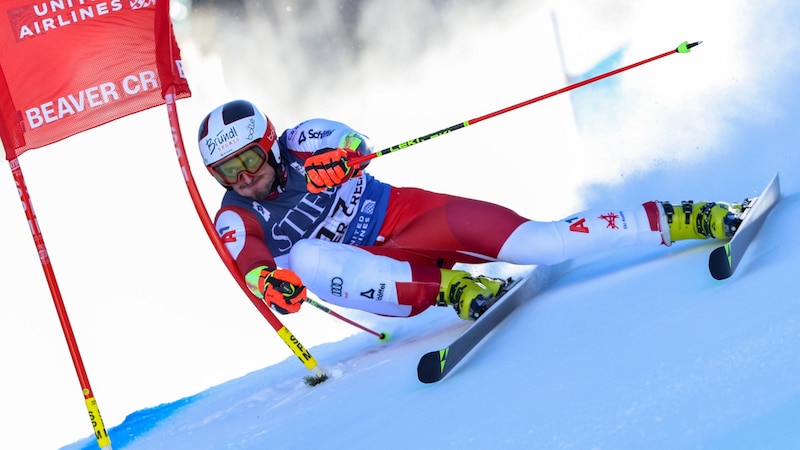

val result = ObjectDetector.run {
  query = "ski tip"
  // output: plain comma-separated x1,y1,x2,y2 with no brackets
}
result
709,244,733,280
417,350,447,384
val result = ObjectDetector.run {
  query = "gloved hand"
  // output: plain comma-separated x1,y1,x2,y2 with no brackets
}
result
258,268,308,314
304,148,362,193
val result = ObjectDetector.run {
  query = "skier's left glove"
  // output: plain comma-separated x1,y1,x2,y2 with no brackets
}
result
304,148,363,193
258,268,308,314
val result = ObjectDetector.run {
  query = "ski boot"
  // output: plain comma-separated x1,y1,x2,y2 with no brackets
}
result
660,200,747,243
437,269,507,320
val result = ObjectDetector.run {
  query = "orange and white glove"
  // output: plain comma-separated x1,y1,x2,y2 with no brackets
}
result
257,268,308,314
304,148,362,193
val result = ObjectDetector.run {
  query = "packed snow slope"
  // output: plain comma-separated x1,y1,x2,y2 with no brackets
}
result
62,167,799,450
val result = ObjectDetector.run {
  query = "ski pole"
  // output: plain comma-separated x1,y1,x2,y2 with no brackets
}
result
306,298,391,342
351,40,702,168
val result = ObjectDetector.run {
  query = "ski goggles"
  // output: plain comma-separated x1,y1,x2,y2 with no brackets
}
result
209,143,268,186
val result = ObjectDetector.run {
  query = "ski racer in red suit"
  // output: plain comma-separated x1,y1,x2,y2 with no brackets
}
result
198,100,744,320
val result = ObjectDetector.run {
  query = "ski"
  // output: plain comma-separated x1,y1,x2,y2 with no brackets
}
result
708,173,781,280
417,263,567,383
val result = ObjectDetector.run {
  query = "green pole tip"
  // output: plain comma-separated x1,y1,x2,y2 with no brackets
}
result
677,40,703,53
379,332,391,342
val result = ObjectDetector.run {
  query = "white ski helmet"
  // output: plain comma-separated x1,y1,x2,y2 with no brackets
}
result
197,100,281,186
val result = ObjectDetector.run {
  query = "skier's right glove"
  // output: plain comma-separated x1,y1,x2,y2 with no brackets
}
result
257,268,308,314
304,148,362,193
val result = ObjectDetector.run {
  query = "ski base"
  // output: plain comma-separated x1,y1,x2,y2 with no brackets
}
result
708,173,780,280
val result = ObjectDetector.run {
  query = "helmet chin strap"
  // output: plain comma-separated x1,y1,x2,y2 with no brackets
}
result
270,179,282,196
264,163,287,200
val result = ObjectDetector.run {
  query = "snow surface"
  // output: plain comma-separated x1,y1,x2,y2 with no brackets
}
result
60,165,800,450
2,1,798,449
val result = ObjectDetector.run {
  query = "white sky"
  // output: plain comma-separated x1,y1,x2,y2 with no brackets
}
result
1,0,798,448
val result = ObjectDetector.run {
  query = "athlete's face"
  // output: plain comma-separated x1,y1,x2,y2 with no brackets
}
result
231,162,276,201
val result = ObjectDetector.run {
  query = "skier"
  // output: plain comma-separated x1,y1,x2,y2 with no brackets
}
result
197,99,744,320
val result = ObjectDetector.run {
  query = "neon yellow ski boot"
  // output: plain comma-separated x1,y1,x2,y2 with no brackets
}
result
438,269,506,320
661,200,745,243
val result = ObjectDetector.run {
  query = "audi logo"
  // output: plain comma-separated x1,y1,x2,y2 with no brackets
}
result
330,277,343,297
